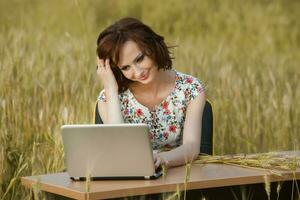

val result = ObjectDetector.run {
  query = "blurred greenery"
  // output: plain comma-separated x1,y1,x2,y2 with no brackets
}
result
0,0,299,199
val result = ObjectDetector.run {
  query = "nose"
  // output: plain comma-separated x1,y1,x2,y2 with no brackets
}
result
133,64,143,78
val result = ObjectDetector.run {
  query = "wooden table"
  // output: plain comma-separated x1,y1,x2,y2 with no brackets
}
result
21,151,300,199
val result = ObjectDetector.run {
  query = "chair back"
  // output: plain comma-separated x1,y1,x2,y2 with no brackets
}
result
200,100,214,155
94,100,214,155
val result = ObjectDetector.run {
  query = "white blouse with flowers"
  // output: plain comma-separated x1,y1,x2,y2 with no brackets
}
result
98,70,205,151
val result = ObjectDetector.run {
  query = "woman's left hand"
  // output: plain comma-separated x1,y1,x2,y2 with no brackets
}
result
153,153,168,169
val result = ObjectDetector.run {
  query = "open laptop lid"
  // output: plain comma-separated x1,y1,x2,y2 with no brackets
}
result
61,124,162,180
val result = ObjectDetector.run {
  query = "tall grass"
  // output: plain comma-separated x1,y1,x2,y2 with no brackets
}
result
0,0,299,199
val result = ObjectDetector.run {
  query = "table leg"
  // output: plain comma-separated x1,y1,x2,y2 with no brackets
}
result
44,192,163,200
44,192,74,200
185,180,300,200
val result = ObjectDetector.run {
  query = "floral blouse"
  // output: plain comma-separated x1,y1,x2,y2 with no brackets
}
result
97,70,205,151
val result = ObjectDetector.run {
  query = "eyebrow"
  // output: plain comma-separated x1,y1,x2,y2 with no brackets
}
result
120,52,143,69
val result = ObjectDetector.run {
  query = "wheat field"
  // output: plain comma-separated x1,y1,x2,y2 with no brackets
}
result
0,0,299,199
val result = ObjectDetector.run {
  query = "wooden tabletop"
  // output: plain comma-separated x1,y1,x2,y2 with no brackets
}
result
21,151,300,200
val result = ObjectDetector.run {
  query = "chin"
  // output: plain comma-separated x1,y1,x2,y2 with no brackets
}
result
136,70,155,84
131,67,159,84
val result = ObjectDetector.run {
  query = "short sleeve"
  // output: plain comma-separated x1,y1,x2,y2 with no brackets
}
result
97,89,106,102
187,77,205,101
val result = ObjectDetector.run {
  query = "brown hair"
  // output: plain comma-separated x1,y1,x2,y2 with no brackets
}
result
96,17,174,93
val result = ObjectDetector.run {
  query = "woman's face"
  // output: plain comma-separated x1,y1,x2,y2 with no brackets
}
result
117,40,158,84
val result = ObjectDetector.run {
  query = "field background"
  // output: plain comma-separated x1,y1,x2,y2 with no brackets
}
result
0,0,299,199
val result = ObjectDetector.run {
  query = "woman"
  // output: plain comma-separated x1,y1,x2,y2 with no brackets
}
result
96,17,206,169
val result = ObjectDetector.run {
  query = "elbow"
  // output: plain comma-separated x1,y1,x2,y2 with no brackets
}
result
185,143,200,161
193,147,200,157
191,146,200,161
191,142,200,155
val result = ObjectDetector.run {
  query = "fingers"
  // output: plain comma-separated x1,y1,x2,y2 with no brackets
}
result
154,155,165,169
97,58,103,70
154,157,161,169
105,58,110,68
97,58,111,71
154,154,169,169
96,57,119,91
153,153,158,169
96,58,106,75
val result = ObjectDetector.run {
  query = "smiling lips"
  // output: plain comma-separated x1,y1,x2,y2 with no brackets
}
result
139,71,149,80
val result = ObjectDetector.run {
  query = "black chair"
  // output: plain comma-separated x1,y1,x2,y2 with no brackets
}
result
94,100,214,155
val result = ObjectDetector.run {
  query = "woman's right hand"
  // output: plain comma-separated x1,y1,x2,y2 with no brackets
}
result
97,57,119,93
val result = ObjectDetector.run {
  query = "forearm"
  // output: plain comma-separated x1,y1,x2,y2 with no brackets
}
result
105,90,124,124
159,143,199,168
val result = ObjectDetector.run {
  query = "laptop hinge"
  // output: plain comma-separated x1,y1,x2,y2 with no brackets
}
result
72,177,80,181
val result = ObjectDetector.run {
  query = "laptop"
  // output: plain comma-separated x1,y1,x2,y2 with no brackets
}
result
61,124,162,180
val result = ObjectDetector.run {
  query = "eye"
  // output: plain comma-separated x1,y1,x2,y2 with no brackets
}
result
121,65,130,71
136,54,144,63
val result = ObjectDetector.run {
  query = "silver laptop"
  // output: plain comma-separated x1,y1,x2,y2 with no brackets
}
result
61,124,162,180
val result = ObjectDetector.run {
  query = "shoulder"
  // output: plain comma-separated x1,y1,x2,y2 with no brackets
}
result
175,71,205,98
